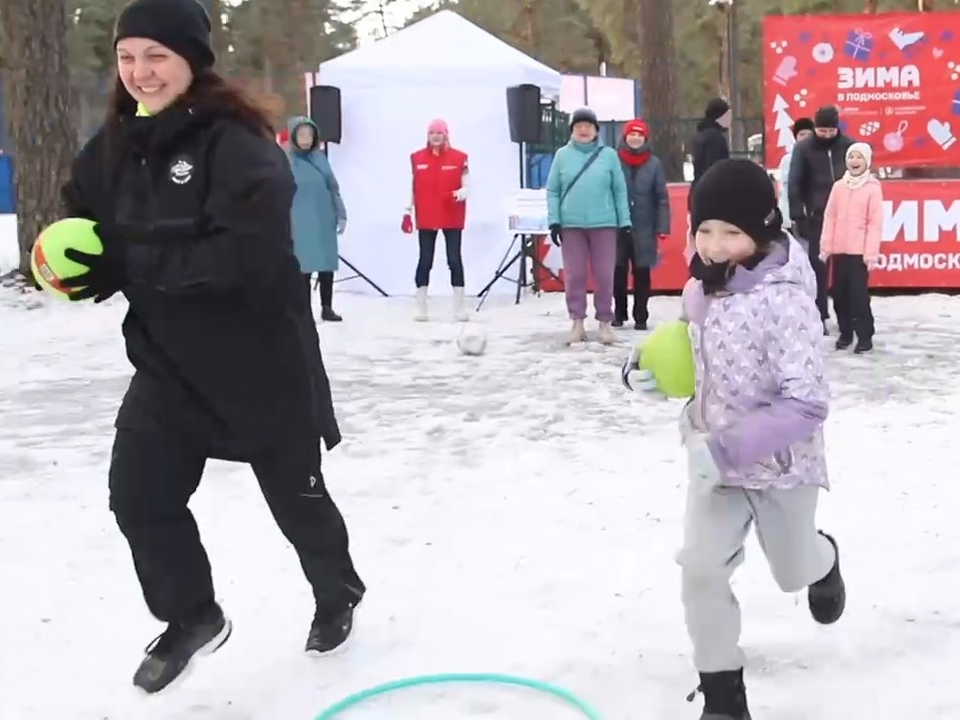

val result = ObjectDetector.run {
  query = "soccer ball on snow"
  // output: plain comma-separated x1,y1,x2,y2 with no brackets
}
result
456,327,487,356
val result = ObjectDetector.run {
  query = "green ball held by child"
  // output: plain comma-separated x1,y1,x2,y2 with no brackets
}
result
637,320,696,398
30,218,104,300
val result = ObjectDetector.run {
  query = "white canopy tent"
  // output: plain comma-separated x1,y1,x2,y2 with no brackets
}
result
317,10,562,297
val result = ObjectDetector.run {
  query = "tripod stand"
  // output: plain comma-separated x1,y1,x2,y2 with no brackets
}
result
475,232,559,310
333,255,389,296
475,141,560,311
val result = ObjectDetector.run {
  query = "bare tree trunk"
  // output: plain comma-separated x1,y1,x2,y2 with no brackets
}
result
0,0,77,281
635,0,683,181
864,0,878,11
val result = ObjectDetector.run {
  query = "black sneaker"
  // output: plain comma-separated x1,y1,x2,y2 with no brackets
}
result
321,306,343,322
305,593,362,656
835,336,853,350
132,603,232,694
634,321,648,331
686,668,751,719
854,338,873,354
612,318,625,328
809,532,845,624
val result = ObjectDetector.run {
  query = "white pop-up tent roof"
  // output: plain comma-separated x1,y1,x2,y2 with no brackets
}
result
317,11,563,297
322,10,562,95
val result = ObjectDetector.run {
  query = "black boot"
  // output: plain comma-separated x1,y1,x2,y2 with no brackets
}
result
835,335,853,350
854,338,872,354
688,668,751,719
132,602,232,694
305,590,363,656
612,318,625,328
321,306,343,322
809,531,845,624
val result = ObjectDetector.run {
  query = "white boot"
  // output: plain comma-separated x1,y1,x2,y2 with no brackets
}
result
597,321,615,345
415,287,429,321
452,287,470,322
566,319,587,345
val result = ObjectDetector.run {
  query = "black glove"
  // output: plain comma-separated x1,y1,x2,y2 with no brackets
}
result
549,223,562,246
60,224,126,303
618,227,633,243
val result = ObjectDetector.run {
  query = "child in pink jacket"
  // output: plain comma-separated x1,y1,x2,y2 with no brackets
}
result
819,142,882,354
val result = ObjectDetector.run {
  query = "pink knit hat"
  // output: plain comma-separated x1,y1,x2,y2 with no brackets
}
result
427,118,449,136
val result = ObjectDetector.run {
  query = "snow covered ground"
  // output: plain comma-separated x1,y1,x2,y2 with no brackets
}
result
2,288,960,720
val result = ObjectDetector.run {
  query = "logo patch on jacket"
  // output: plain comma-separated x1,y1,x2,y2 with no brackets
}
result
170,157,194,185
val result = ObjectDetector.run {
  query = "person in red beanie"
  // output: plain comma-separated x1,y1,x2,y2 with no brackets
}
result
403,118,470,321
615,119,670,329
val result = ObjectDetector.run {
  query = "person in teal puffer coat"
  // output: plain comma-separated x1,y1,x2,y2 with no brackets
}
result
288,116,347,322
546,107,631,346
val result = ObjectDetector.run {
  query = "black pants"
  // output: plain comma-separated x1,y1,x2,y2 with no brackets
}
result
797,217,830,321
613,237,652,324
416,229,464,288
830,254,874,341
304,272,334,307
108,429,364,623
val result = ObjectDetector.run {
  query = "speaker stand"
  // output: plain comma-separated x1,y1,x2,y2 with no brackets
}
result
334,255,390,297
474,233,559,310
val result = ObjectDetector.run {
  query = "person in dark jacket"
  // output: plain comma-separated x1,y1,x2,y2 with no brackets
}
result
690,98,732,190
57,0,364,695
613,119,670,329
787,105,855,329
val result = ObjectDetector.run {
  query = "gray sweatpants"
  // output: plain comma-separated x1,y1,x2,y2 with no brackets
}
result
676,471,835,672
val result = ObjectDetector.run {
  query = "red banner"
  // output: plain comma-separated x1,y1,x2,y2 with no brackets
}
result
762,12,960,169
534,181,960,292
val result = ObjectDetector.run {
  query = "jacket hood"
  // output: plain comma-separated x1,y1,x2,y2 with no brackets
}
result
727,235,815,297
683,235,814,326
287,116,319,151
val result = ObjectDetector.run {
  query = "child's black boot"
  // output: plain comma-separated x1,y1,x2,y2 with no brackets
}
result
808,531,845,624
688,668,751,719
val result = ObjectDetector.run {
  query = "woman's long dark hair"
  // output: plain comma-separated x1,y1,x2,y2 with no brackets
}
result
106,69,275,138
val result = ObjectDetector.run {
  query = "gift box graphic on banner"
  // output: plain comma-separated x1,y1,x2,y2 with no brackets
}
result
844,28,873,62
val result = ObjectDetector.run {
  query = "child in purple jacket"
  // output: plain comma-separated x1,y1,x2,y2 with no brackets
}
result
626,160,846,719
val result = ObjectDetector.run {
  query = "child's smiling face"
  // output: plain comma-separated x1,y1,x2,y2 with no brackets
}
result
695,219,757,265
846,150,868,176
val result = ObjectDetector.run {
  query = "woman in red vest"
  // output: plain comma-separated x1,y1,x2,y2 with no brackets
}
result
403,118,469,321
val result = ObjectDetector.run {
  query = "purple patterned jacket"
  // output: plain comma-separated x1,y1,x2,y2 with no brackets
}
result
682,236,829,490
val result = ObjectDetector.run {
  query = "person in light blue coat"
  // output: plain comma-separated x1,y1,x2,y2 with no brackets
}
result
288,116,346,322
546,107,631,345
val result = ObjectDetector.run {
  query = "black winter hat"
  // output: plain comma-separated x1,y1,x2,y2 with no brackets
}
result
114,0,215,73
704,97,731,121
570,107,599,131
792,117,815,137
814,106,840,129
690,159,782,245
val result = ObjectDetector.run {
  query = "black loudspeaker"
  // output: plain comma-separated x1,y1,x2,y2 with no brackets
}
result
309,85,342,143
506,84,541,143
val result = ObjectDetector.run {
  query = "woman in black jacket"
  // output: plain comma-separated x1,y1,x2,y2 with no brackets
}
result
614,119,670,329
58,0,364,694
